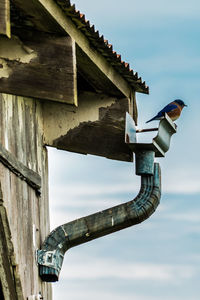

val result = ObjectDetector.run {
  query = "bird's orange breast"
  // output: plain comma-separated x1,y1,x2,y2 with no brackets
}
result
167,105,182,121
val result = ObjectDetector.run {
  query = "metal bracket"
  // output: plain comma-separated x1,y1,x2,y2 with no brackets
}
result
125,112,177,175
37,249,64,282
125,112,177,156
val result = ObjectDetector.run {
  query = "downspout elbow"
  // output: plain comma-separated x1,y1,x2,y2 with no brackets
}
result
38,163,161,282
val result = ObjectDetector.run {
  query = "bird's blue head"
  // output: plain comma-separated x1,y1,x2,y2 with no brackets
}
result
174,99,187,107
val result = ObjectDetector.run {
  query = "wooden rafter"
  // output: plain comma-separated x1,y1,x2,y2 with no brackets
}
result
13,0,134,99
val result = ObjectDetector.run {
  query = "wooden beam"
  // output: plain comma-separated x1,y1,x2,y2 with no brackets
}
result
0,142,41,191
0,29,77,105
43,92,133,162
13,0,133,99
12,0,65,33
0,0,10,38
76,46,123,97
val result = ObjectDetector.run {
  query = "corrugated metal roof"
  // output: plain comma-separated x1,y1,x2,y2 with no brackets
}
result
54,0,149,94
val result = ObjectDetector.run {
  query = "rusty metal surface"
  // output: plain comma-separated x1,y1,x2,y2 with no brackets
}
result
38,163,161,282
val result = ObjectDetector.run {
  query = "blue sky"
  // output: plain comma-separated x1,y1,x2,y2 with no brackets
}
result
48,1,200,299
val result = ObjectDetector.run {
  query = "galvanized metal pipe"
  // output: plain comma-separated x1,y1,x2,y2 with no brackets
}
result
38,163,161,282
135,150,155,175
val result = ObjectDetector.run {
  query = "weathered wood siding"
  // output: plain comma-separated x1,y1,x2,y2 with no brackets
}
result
0,0,10,37
0,93,51,299
43,91,133,161
0,32,77,105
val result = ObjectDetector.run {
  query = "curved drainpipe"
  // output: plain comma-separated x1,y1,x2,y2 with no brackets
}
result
38,114,176,282
38,162,161,282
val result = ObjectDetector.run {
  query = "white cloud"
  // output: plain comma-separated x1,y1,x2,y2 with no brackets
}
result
164,212,200,223
162,171,200,194
53,288,158,300
49,182,139,228
50,182,139,199
60,257,196,282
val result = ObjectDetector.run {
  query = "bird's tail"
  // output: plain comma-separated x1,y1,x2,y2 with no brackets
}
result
146,117,156,123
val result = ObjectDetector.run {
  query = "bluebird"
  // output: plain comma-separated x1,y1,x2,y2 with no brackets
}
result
146,99,187,123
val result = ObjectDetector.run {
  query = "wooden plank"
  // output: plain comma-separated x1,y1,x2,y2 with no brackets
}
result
43,92,133,162
0,93,52,299
76,46,123,97
12,0,65,33
0,281,4,300
0,0,10,37
13,0,133,99
53,118,133,162
0,213,18,300
131,91,138,125
0,29,77,105
0,197,22,300
0,142,41,191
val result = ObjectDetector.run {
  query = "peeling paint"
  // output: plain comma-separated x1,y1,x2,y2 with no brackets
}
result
0,35,37,63
0,58,12,78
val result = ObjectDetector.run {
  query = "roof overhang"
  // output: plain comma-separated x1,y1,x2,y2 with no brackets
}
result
10,0,148,99
0,0,149,161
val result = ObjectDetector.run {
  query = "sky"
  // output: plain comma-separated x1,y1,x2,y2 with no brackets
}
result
48,1,200,299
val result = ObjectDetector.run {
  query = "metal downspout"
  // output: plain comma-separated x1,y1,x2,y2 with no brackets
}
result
38,114,176,282
38,162,161,282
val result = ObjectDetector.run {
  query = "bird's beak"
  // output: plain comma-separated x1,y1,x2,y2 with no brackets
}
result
184,104,188,107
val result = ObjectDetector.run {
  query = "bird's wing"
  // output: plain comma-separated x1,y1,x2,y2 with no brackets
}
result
146,102,178,123
156,103,177,118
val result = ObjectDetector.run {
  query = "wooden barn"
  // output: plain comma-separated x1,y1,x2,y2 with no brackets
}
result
0,0,150,299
